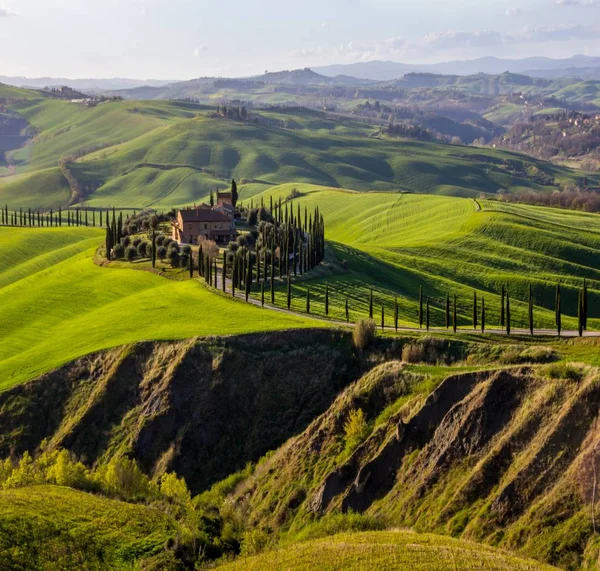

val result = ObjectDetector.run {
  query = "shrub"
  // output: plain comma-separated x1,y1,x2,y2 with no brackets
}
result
181,244,192,256
128,222,138,235
132,237,142,248
168,249,180,268
353,319,376,351
237,235,248,248
293,512,384,543
401,337,453,365
167,242,179,253
228,241,239,252
113,244,125,259
247,208,258,226
125,246,137,261
545,362,585,381
162,237,173,249
157,246,167,260
179,253,189,269
159,472,191,504
121,235,131,248
344,408,368,452
240,529,272,556
155,234,165,246
137,241,149,257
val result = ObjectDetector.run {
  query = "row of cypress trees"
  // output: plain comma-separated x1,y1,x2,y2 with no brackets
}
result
1,205,136,228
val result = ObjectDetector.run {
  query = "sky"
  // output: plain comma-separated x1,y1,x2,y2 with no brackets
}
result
0,0,599,79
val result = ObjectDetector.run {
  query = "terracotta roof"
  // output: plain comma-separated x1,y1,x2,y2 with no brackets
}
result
179,208,232,223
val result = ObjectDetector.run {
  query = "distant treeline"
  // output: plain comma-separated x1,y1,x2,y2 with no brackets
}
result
497,187,600,213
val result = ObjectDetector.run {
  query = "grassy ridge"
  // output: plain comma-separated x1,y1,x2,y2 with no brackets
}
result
0,485,180,569
0,227,317,391
218,531,557,571
250,184,600,329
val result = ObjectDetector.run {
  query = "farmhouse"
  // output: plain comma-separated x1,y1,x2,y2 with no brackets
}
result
171,192,236,244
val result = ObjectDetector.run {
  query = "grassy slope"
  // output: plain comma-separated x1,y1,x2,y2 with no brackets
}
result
251,184,600,330
0,227,317,391
0,90,585,209
0,485,180,569
218,531,557,571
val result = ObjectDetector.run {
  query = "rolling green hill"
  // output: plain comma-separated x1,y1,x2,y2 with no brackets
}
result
0,87,587,210
0,226,316,391
217,530,558,571
247,184,600,331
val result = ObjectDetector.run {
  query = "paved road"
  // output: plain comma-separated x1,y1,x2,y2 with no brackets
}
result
209,270,600,338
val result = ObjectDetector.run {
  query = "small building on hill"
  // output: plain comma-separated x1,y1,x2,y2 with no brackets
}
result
171,192,235,244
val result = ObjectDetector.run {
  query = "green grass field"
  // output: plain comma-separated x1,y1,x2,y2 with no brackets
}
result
0,485,181,569
0,87,586,210
218,530,558,571
247,184,600,330
0,226,317,391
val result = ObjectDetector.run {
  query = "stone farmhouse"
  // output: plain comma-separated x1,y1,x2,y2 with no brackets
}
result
171,191,236,244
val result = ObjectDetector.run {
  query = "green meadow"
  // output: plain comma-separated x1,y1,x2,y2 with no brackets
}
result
247,184,600,330
0,226,316,391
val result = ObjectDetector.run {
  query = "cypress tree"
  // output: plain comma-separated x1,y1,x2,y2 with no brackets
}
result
59,207,62,226
346,297,349,323
306,288,310,314
188,252,193,278
583,278,588,331
105,226,111,259
445,293,450,329
93,210,96,227
501,285,505,327
419,286,423,328
214,259,218,288
453,294,457,333
232,255,236,297
426,298,430,331
481,297,486,333
528,284,534,336
325,284,329,316
394,297,399,332
287,273,291,310
381,304,385,331
472,290,477,330
506,291,511,336
369,288,374,319
555,284,562,337
152,230,156,268
578,288,584,337
261,280,265,307
223,251,227,292
199,245,204,276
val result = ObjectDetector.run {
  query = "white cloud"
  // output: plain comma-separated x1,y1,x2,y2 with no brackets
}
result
505,7,521,16
510,24,598,42
194,45,208,57
423,30,502,49
320,22,329,28
0,7,17,17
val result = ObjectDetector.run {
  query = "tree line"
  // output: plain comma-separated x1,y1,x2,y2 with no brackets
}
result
1,205,139,228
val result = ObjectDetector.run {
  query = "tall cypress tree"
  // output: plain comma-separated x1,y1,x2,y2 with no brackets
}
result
578,288,584,337
419,286,423,328
223,251,227,292
426,298,430,332
151,230,156,268
345,297,349,323
188,252,193,278
287,273,291,310
394,297,399,332
506,291,511,336
453,294,457,333
481,297,486,333
445,293,450,329
583,278,588,331
472,290,477,330
501,284,505,327
369,288,373,319
528,284,534,336
555,284,562,337
381,304,385,331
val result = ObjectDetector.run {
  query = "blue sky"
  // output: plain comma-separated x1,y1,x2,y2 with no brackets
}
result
0,0,599,79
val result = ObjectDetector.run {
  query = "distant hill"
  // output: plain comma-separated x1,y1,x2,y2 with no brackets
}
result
0,75,178,92
314,55,600,81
